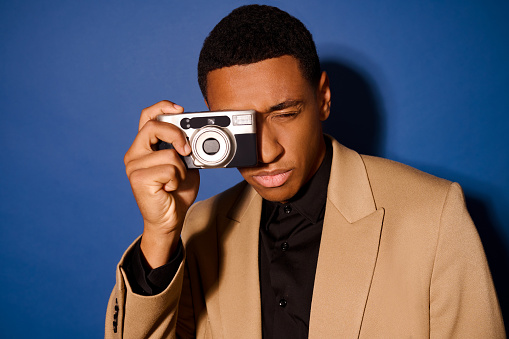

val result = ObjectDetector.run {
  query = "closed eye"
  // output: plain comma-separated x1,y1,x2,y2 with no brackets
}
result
274,112,298,118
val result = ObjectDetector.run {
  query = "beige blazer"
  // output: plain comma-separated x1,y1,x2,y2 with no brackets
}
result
106,138,505,338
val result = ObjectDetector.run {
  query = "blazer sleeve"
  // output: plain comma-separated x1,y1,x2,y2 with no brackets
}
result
429,182,505,338
105,237,189,339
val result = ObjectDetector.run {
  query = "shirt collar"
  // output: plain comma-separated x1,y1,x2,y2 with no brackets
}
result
262,137,333,225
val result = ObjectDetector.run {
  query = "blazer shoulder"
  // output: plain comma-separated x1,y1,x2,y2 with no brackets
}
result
361,154,452,191
360,154,457,215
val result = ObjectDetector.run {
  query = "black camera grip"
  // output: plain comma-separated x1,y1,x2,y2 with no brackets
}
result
155,140,197,169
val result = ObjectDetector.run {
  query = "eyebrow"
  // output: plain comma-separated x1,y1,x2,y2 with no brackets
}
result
267,100,304,113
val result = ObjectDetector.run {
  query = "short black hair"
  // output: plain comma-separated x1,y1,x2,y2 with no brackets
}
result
198,4,321,100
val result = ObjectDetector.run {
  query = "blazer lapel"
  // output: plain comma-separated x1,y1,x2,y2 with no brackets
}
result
309,139,385,338
217,185,263,338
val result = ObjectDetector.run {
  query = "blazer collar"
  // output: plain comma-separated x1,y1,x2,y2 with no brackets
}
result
226,137,376,223
326,137,378,222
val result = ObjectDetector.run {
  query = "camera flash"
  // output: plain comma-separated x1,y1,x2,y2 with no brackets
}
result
233,114,253,126
207,118,216,125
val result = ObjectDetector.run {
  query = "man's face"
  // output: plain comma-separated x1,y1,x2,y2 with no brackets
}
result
206,55,331,202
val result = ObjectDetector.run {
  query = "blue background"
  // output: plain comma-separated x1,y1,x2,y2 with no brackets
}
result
1,0,508,336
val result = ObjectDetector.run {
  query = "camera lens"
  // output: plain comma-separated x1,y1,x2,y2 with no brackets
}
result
191,126,234,167
203,138,220,155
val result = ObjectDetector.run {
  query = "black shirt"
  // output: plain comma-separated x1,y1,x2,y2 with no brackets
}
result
259,138,332,338
124,138,333,337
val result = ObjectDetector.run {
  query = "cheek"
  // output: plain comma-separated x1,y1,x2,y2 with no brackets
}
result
280,117,322,153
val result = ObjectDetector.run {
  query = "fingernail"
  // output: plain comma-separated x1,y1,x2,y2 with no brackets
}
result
173,103,183,110
184,143,191,155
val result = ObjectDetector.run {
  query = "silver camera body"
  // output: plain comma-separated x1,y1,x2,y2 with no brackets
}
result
157,110,257,169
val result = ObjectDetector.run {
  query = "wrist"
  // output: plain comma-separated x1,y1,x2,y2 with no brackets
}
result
140,229,181,269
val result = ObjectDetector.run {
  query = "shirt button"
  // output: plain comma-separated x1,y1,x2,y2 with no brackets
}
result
281,242,289,251
283,205,292,214
279,298,287,308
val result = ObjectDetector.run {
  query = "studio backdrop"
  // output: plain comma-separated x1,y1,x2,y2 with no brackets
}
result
1,0,508,337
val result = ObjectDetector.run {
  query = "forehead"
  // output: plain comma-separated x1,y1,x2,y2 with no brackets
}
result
206,55,314,111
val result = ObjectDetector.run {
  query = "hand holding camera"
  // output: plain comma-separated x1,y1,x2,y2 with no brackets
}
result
124,102,260,268
124,101,200,268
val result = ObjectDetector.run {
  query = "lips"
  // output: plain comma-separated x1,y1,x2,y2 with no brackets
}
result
252,169,292,188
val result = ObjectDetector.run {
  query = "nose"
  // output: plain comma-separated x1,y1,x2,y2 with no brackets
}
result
257,118,283,164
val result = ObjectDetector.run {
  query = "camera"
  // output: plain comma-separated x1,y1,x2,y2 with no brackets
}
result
156,110,257,169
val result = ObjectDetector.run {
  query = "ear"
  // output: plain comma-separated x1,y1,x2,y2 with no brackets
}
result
317,71,331,121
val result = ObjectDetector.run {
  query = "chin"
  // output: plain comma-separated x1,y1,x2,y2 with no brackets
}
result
251,185,297,203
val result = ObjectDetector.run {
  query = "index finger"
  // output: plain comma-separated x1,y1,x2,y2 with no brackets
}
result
139,100,185,131
125,119,191,164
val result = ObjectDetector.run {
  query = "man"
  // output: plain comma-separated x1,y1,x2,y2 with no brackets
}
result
106,5,505,338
